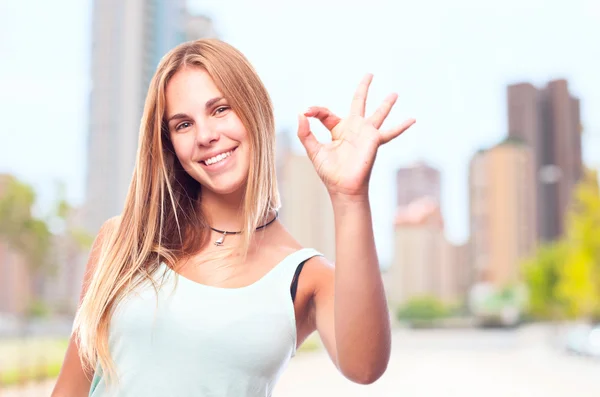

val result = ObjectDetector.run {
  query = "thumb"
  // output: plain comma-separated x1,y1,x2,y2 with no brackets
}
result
297,113,320,159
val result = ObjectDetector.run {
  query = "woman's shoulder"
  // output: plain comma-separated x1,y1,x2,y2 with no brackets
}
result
99,215,121,236
263,241,333,289
261,222,332,272
90,216,120,254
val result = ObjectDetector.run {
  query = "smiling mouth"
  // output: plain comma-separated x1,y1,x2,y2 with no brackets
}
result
201,147,237,166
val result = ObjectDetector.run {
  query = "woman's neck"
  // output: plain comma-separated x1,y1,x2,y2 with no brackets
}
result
200,189,245,233
198,188,277,253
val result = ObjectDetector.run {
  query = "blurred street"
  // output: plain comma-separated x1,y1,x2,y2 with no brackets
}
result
275,325,600,397
9,324,600,397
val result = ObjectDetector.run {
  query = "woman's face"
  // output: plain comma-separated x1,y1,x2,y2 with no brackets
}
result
165,67,251,197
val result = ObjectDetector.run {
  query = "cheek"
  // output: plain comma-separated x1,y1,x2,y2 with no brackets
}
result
170,135,194,163
222,114,249,143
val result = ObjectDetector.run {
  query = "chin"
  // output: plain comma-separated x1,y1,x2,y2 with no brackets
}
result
199,176,247,197
208,184,245,196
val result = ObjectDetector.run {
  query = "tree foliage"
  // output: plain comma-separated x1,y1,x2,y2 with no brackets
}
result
557,169,600,320
0,176,52,271
0,175,92,317
523,169,600,321
522,242,567,319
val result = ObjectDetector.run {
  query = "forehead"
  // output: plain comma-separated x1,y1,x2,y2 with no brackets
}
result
165,67,222,114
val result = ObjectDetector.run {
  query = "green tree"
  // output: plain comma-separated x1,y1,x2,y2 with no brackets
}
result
523,169,600,321
0,176,52,273
522,242,567,320
557,169,600,320
0,176,92,317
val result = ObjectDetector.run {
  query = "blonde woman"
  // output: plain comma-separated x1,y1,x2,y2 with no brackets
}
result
51,39,415,396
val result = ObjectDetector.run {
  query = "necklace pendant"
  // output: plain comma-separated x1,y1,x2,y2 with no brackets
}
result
214,232,227,247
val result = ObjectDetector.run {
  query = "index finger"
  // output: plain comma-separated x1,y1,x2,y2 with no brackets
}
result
350,73,373,117
304,106,342,131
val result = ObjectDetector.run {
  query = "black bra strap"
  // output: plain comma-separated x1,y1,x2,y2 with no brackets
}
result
290,259,309,303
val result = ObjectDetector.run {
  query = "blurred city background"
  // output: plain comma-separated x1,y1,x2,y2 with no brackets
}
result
1,0,599,395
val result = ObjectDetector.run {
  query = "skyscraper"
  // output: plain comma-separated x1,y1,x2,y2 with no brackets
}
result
84,0,215,234
387,196,469,305
507,79,582,241
388,197,445,304
387,161,469,305
469,139,536,287
396,161,441,207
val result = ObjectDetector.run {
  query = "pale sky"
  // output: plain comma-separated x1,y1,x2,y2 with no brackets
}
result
0,0,599,265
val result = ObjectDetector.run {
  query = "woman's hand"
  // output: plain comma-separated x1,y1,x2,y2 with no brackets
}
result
297,74,415,200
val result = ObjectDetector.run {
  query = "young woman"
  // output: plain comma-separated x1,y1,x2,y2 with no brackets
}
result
51,38,415,396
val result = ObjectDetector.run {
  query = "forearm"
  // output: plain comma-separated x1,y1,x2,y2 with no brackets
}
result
331,193,391,381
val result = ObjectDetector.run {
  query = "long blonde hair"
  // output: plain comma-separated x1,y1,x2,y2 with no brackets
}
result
74,39,279,383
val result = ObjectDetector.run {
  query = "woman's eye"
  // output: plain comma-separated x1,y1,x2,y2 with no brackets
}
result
214,106,230,115
175,122,191,131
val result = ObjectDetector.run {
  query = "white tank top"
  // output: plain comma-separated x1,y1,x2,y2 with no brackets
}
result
89,248,322,397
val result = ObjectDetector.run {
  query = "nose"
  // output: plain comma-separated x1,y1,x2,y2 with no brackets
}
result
194,123,219,147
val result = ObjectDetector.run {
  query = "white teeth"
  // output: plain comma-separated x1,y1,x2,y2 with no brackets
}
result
204,150,233,165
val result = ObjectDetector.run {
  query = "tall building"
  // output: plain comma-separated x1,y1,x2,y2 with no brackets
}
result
278,153,336,261
440,240,471,304
396,161,441,207
507,79,582,241
469,139,536,287
388,162,470,305
84,0,215,234
387,197,445,304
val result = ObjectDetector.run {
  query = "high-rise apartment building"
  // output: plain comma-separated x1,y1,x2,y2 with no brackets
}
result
396,161,441,207
507,79,582,241
387,197,445,304
440,240,471,304
469,139,536,287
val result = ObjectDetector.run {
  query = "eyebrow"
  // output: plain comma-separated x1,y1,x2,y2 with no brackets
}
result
166,96,225,123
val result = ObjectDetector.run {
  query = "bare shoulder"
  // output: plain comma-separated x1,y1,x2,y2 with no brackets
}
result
261,221,302,257
86,216,121,278
266,221,335,288
105,215,121,228
95,215,121,245
302,254,334,294
102,215,121,235
265,222,333,265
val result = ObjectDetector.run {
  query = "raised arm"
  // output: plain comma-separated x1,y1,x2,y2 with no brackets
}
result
297,74,415,384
